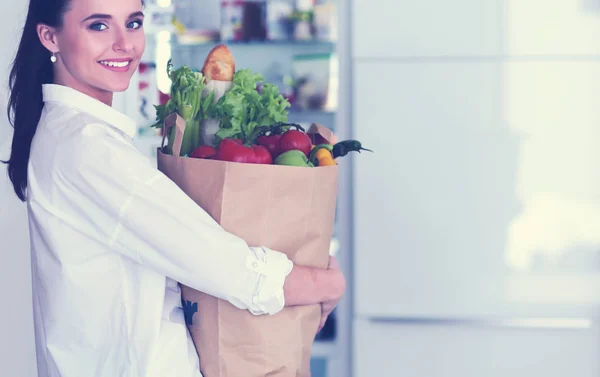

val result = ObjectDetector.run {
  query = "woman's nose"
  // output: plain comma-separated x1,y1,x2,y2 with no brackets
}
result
113,30,134,53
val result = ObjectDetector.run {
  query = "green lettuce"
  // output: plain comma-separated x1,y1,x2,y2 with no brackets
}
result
208,69,291,145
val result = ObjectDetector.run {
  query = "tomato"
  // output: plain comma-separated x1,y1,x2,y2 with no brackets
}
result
278,130,312,157
215,138,273,164
256,134,282,159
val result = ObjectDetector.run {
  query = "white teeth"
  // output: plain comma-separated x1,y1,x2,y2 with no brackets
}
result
100,60,130,68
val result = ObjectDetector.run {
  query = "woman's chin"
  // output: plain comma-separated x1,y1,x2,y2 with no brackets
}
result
107,81,131,93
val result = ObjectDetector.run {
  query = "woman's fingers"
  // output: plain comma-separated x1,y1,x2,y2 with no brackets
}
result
317,308,328,332
328,255,340,270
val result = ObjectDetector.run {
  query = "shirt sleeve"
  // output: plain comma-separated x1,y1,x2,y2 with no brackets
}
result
56,126,293,316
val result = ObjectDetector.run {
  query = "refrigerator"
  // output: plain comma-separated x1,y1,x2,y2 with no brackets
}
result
349,1,600,376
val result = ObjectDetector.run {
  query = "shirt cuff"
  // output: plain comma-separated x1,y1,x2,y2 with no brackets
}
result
245,247,294,316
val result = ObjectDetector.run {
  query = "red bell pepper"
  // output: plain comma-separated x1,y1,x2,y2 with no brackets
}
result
215,138,273,164
252,145,273,164
190,145,217,159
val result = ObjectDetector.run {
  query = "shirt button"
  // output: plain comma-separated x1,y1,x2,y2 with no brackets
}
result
252,261,259,269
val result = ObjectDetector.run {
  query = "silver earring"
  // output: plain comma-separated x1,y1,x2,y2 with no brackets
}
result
50,53,57,63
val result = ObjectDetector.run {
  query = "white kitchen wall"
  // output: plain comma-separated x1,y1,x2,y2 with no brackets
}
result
351,0,600,376
0,1,38,377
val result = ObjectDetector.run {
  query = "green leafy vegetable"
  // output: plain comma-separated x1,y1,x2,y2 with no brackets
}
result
152,63,291,153
151,60,213,156
208,69,291,145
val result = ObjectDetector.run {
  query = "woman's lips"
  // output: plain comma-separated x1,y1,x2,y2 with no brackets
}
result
98,59,133,73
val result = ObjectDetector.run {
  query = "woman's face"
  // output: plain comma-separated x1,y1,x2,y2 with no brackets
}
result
40,0,146,103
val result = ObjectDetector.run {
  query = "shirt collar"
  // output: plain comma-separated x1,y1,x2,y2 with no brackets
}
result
42,84,137,139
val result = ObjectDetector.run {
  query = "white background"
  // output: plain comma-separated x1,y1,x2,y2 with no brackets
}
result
0,1,37,377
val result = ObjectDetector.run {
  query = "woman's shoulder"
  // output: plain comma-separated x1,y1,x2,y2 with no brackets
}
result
45,108,150,176
41,103,133,150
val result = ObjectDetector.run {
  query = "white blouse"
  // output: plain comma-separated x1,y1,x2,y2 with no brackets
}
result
27,84,293,377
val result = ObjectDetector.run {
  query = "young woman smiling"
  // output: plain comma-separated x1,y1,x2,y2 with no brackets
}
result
2,0,346,376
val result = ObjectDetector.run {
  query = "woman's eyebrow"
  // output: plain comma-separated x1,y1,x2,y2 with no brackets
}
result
82,11,145,23
129,11,145,19
82,13,112,22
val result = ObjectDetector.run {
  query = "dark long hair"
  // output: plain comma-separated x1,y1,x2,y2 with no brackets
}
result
2,0,71,201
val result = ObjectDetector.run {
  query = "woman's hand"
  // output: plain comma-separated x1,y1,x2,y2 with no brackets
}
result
283,256,346,309
317,256,345,332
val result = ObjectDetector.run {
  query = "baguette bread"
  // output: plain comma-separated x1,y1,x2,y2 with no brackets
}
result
201,44,235,82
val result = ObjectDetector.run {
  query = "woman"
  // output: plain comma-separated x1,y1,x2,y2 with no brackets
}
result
2,0,346,376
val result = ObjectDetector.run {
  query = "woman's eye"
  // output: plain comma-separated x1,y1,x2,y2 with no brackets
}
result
89,22,108,31
128,20,143,29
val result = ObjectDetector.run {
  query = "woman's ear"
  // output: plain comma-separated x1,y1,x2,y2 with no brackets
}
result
36,24,59,55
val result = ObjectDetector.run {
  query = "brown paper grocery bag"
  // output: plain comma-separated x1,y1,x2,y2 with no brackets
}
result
157,113,338,377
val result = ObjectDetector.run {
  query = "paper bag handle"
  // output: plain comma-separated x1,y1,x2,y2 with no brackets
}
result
307,123,338,145
161,113,187,157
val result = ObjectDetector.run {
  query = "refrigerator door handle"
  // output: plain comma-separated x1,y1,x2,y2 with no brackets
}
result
365,316,595,330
